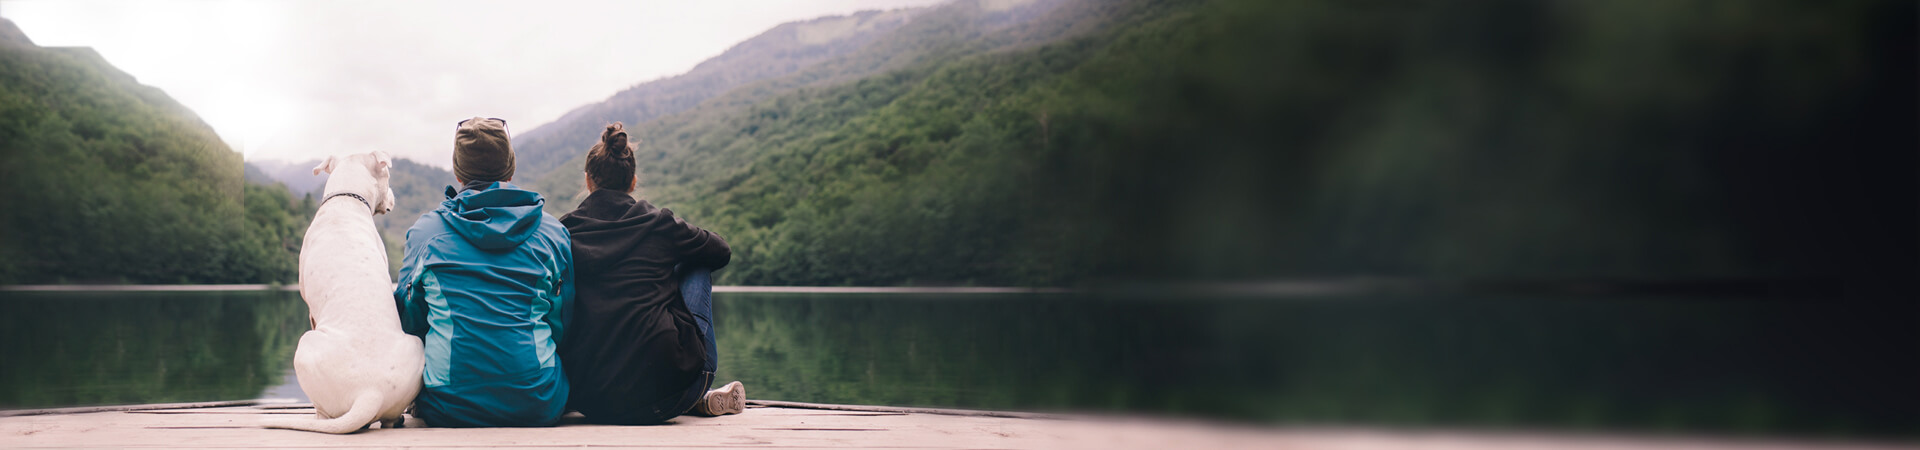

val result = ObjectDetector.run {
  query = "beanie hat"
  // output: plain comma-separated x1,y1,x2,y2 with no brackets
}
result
453,117,514,183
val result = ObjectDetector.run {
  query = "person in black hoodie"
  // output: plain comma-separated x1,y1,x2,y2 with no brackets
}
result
558,122,743,424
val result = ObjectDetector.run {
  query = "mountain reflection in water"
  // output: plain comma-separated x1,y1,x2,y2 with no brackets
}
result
1,288,1913,439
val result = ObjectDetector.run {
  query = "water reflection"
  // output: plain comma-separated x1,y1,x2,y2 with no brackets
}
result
259,368,309,403
1,289,1914,439
0,290,306,408
714,292,1919,438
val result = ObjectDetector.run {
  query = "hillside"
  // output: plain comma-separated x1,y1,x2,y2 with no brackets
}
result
517,0,1914,287
246,155,458,278
244,159,332,197
372,158,459,275
510,0,1072,183
0,18,311,284
246,157,452,234
507,8,923,183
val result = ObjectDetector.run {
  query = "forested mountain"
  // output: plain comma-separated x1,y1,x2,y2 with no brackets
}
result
371,158,459,275
244,159,332,197
0,18,311,284
246,157,452,238
508,7,925,183
514,0,1074,187
518,0,1915,287
245,155,460,277
11,0,1909,288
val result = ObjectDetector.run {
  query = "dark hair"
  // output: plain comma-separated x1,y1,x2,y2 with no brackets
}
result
586,122,636,191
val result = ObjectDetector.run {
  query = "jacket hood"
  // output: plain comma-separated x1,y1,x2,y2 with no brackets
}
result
561,190,657,270
437,182,547,250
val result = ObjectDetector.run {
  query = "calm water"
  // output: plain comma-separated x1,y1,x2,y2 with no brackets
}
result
1,289,1914,438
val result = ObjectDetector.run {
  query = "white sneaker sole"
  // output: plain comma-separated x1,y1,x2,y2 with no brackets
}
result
709,381,745,415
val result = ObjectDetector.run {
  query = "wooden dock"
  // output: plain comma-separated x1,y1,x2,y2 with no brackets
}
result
1,400,1913,449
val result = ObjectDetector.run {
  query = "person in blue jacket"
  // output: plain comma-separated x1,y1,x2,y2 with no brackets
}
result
393,116,573,427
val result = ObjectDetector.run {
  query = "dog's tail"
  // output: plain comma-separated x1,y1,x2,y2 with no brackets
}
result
262,391,385,434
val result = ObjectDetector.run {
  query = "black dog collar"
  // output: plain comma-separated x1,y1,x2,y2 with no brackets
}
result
322,192,373,213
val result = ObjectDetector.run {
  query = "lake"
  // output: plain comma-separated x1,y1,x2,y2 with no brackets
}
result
1,288,1914,438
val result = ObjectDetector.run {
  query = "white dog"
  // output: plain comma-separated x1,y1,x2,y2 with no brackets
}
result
264,151,423,434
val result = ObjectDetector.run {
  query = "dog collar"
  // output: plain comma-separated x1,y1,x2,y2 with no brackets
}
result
321,192,373,213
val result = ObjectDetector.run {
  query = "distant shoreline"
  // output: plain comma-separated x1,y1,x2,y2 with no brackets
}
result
0,284,1072,294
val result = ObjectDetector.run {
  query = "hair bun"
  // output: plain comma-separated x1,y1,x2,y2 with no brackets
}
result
602,122,631,157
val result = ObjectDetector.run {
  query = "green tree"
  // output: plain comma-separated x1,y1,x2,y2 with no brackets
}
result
0,22,313,284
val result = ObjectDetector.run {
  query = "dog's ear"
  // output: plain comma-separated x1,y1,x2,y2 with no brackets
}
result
312,156,336,175
380,187,396,215
372,151,392,173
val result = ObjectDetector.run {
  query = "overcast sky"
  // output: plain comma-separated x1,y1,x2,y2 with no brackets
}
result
0,0,946,168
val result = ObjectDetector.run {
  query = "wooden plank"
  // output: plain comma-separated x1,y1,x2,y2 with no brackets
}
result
712,286,1072,294
0,284,1073,294
131,411,311,415
751,427,890,431
746,399,1071,420
0,400,260,417
1,401,1915,449
0,285,295,292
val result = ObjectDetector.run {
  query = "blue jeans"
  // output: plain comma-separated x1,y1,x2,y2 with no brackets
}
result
681,267,718,374
640,266,717,423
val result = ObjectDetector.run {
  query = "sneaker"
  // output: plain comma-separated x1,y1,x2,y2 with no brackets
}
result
699,381,746,416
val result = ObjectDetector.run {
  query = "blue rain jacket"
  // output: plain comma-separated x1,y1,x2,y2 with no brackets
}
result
394,182,573,427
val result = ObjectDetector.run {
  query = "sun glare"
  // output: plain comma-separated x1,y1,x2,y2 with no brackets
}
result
202,91,291,159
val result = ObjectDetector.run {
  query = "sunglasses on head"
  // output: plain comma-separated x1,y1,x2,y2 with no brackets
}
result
456,117,508,132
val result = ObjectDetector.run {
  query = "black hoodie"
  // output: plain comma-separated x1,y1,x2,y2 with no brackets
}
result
558,189,730,424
